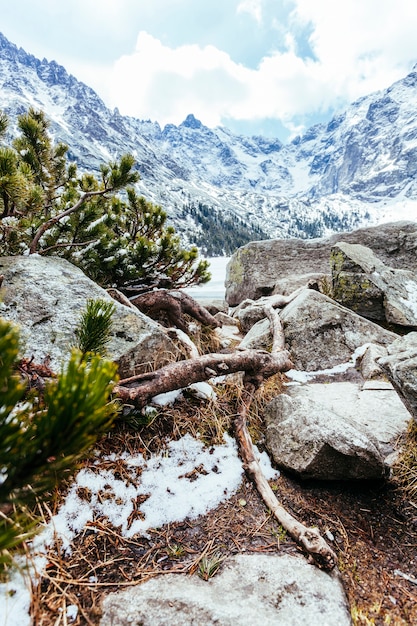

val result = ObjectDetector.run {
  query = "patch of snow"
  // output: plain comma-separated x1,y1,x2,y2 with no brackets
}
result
0,432,279,625
399,280,417,317
286,344,371,383
188,381,216,400
151,389,183,406
66,604,78,622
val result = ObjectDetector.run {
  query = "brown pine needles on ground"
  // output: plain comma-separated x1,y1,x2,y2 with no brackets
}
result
28,370,417,626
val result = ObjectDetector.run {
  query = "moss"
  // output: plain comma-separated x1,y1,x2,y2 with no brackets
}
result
227,247,254,286
334,274,373,298
331,247,376,311
330,248,346,276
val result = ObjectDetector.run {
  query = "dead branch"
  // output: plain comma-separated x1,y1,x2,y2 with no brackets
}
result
255,286,305,310
114,290,337,569
263,304,286,353
130,289,221,333
107,288,136,310
115,349,293,407
234,380,337,570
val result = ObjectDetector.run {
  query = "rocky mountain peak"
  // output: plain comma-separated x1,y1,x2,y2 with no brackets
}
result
0,31,416,254
181,113,203,129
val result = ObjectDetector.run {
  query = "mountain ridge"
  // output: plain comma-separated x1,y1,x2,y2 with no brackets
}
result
0,32,415,254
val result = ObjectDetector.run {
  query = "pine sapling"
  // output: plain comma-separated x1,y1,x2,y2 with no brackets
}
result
74,298,115,357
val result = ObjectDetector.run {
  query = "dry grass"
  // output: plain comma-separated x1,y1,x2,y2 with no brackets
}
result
392,419,417,504
25,371,417,626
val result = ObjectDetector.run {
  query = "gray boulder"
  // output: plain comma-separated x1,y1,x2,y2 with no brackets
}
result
378,332,417,421
0,255,179,377
240,289,398,371
359,343,388,379
225,221,417,306
264,382,411,480
100,554,351,626
331,241,417,327
279,289,397,371
233,289,304,333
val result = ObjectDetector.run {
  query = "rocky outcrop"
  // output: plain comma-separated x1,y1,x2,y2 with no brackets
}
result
238,289,396,367
0,256,179,377
331,241,417,327
264,382,411,480
225,221,417,306
378,332,417,421
100,553,351,626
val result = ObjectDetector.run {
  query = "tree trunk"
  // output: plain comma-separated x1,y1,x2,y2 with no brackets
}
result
130,289,221,333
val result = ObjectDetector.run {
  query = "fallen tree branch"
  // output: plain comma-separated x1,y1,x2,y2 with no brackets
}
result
114,292,337,569
263,304,286,353
234,380,337,570
107,288,136,310
130,289,221,333
115,349,293,407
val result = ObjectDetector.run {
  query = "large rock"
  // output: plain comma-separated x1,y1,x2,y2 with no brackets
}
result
239,289,397,371
225,221,417,306
264,382,411,480
100,554,351,626
378,332,417,421
280,289,397,371
331,242,417,327
0,256,179,377
232,289,304,333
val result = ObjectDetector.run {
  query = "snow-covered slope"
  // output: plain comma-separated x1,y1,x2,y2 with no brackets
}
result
0,32,415,253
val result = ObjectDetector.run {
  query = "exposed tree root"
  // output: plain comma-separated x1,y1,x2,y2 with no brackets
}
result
115,349,293,406
235,380,337,570
114,292,338,569
130,289,221,333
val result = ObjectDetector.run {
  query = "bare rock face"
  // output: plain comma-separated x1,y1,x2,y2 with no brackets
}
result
280,289,397,371
378,332,417,422
331,241,417,327
238,289,397,365
100,553,351,626
0,255,179,377
225,221,417,306
264,382,411,480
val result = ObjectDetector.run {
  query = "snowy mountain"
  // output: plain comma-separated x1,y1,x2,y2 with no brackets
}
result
0,32,416,254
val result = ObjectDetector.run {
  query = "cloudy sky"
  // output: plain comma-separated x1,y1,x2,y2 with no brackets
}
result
2,0,417,141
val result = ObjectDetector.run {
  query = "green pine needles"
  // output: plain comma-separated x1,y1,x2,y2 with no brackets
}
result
74,298,115,357
0,315,119,577
0,107,210,291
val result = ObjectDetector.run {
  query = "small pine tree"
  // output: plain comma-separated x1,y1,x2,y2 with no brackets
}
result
0,108,210,290
74,298,115,357
0,316,119,577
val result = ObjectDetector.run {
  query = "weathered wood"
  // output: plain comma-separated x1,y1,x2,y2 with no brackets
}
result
130,289,221,333
234,381,337,570
115,349,293,407
114,289,337,570
107,288,136,310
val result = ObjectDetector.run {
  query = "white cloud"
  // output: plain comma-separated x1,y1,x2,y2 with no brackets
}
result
9,0,416,138
289,0,417,100
237,0,263,23
90,0,417,137
107,32,250,126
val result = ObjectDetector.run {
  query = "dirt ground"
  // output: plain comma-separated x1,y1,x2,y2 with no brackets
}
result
32,417,417,626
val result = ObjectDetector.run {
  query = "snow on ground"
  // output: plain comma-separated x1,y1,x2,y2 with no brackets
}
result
285,344,371,384
0,256,235,625
0,431,278,626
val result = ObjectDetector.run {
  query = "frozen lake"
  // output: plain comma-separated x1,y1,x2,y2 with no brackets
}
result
184,257,229,300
